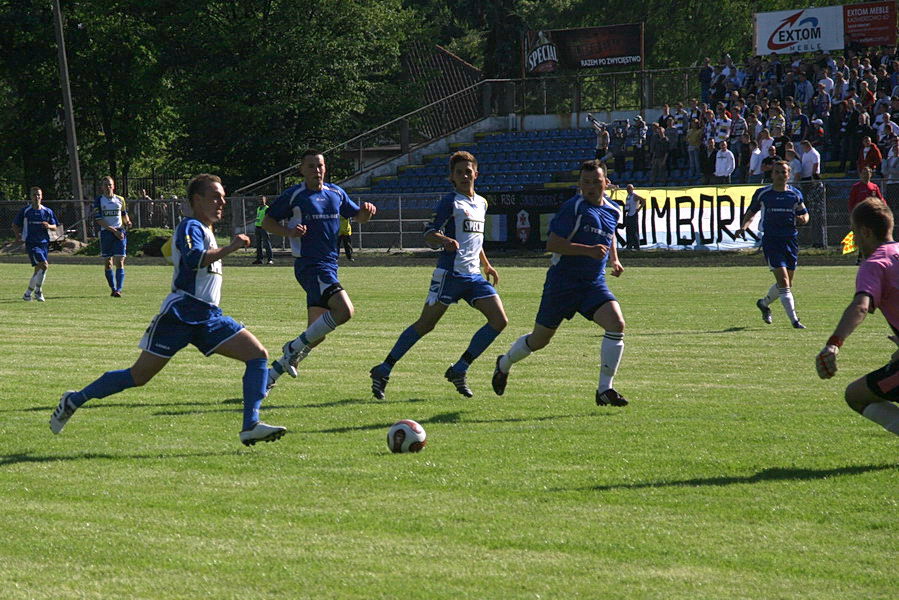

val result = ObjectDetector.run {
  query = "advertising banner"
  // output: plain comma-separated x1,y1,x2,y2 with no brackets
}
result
844,1,897,47
755,6,845,54
525,24,643,75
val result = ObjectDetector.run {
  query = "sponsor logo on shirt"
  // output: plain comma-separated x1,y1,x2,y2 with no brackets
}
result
463,219,484,233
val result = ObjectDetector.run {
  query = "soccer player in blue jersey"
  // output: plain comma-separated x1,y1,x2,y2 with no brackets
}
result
736,160,810,329
94,176,131,297
369,151,507,399
262,149,377,389
12,186,58,302
491,160,630,407
50,174,286,446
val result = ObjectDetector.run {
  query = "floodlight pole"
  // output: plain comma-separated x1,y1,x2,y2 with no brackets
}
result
51,0,87,241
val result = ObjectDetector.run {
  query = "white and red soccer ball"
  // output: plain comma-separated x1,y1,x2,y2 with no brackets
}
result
386,419,427,453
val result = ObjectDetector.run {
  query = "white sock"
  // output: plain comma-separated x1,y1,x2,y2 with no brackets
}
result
779,287,798,323
499,334,533,373
294,312,337,349
862,402,899,435
34,269,46,290
27,273,40,292
598,331,625,392
762,283,779,306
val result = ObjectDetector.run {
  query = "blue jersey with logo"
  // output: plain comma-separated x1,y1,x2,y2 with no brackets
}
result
748,185,807,238
13,205,58,244
168,218,223,307
548,194,620,281
425,191,487,275
267,182,360,266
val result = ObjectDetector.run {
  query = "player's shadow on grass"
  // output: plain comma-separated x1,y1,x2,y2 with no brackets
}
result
0,296,99,303
309,410,608,434
152,398,290,416
0,450,243,467
629,326,747,336
1,400,221,414
581,463,898,492
301,396,431,409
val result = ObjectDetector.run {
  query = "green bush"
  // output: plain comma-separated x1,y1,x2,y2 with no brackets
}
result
77,227,173,256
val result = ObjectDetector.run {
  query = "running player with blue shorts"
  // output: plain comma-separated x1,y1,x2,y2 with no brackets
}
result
94,176,131,297
491,160,630,407
816,197,899,437
12,186,58,302
263,149,377,389
369,151,508,399
50,174,286,446
736,160,810,329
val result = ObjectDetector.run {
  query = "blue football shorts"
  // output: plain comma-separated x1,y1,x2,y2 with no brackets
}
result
100,228,127,257
762,235,798,270
294,261,344,308
139,305,244,358
535,269,616,329
27,242,50,266
426,268,497,306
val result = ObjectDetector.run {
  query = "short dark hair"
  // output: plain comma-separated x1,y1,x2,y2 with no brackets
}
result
579,159,605,173
853,197,893,239
29,186,41,194
449,150,477,172
300,148,323,162
186,173,222,205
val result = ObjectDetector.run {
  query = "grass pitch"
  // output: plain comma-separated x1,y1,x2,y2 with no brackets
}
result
0,259,895,599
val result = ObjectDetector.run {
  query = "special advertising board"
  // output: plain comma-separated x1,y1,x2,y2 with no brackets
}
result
526,24,643,75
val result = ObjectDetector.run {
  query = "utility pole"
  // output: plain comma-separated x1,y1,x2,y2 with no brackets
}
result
51,0,87,241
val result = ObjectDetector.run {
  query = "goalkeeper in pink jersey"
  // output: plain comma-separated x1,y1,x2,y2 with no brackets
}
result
816,197,899,437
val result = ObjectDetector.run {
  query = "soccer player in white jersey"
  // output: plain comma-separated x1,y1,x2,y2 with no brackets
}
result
736,161,810,328
12,186,58,301
816,198,899,437
492,160,630,407
262,150,377,389
369,151,507,399
93,176,131,297
50,174,286,446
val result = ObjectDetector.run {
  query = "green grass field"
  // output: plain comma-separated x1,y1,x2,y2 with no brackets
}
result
0,260,895,599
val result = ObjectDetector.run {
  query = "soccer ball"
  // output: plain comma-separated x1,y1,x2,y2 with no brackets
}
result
386,419,427,453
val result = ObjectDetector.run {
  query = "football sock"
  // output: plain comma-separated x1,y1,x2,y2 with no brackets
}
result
381,325,422,374
598,331,625,393
35,269,46,289
452,323,502,373
115,268,125,291
104,269,115,290
26,272,39,292
293,312,337,350
778,287,798,322
763,283,779,306
862,401,899,435
499,334,534,373
76,369,136,407
242,358,268,430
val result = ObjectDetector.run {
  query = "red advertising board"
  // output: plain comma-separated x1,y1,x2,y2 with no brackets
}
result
844,1,897,47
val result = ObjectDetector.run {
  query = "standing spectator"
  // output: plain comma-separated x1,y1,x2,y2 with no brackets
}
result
818,67,834,95
11,186,58,302
785,149,803,183
700,138,718,185
839,99,861,171
795,72,815,108
736,133,752,183
800,140,821,181
789,104,810,148
748,140,764,184
588,114,610,161
253,196,273,265
771,126,790,158
714,140,736,184
758,128,774,156
807,118,827,148
877,112,899,154
761,144,780,182
881,137,899,204
649,123,669,185
699,58,714,104
858,80,876,112
610,120,628,175
629,116,648,172
729,109,747,157
665,116,680,176
857,135,883,175
686,119,703,178
94,176,131,298
623,184,645,250
338,216,354,261
848,167,885,214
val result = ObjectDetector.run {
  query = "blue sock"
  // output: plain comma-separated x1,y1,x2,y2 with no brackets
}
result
242,358,268,430
76,369,136,407
381,326,422,374
115,268,125,291
452,324,502,373
104,269,115,290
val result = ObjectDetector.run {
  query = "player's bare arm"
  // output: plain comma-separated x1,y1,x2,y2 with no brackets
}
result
608,232,624,277
479,248,499,285
735,209,758,237
426,230,459,252
546,231,608,260
796,212,810,226
200,234,251,268
262,214,306,238
816,293,871,379
356,202,377,223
